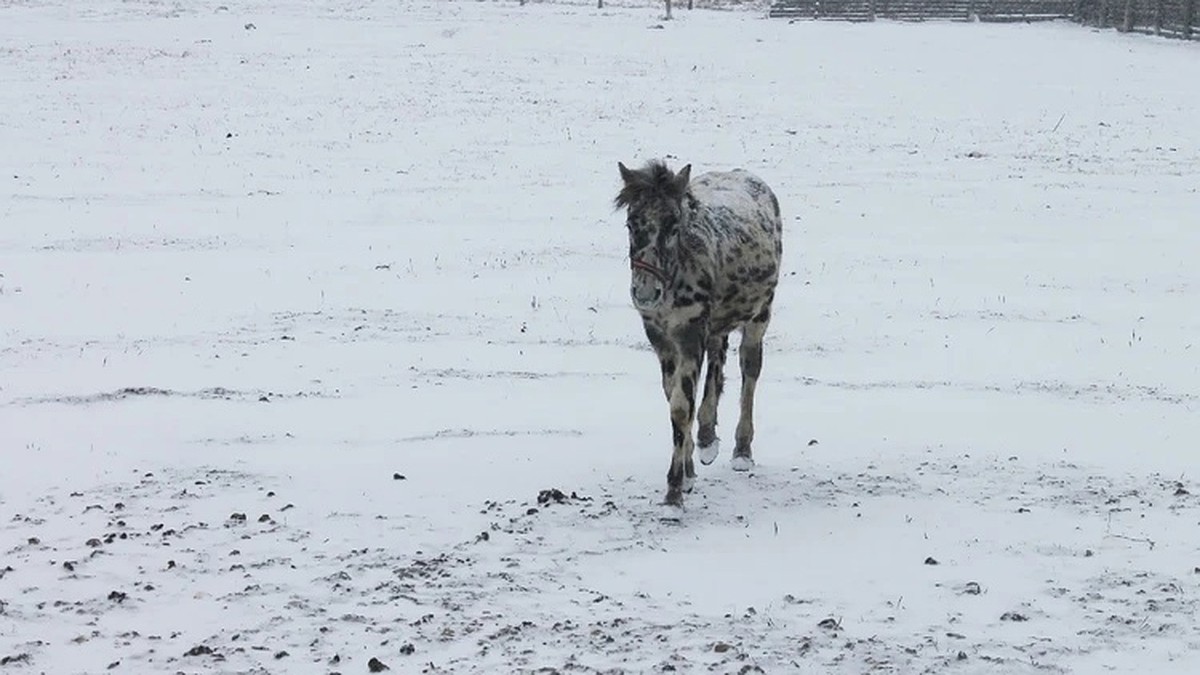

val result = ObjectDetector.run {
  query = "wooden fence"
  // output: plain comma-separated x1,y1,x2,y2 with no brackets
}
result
1074,0,1197,38
768,0,1199,38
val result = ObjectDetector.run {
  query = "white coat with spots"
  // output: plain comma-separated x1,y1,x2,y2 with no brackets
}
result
615,159,783,509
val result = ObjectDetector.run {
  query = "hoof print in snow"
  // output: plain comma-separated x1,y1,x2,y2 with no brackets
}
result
956,651,968,661
258,514,272,523
63,561,76,572
924,557,940,566
1000,611,1029,622
107,661,120,670
229,512,247,523
392,473,406,480
475,531,490,543
274,650,289,659
817,617,842,631
86,537,103,547
712,641,733,653
1016,506,1031,513
961,581,982,595
368,656,390,671
107,591,127,603
807,438,819,446
399,643,415,655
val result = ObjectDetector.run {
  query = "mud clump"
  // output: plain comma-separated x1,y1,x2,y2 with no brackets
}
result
183,644,215,657
536,488,592,506
538,489,568,505
817,617,842,631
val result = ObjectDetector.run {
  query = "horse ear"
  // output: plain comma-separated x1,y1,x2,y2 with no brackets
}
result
674,164,692,192
618,161,636,184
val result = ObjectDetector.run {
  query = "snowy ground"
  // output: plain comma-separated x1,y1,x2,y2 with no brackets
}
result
3,0,1200,672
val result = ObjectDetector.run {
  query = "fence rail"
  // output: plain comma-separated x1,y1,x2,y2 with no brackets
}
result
768,0,1199,38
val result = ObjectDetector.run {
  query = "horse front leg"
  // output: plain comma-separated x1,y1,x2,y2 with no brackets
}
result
663,333,704,507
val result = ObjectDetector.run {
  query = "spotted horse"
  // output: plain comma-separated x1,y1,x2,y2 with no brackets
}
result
614,159,783,510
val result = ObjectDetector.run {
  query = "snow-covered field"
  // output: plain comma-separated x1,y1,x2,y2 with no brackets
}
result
2,0,1200,672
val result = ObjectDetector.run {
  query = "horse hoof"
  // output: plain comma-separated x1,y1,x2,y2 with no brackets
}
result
730,455,754,472
682,475,696,493
697,438,720,466
658,503,685,522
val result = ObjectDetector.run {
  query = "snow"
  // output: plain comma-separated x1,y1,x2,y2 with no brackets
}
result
2,0,1199,672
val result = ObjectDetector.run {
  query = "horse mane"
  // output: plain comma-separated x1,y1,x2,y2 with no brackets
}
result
614,160,688,210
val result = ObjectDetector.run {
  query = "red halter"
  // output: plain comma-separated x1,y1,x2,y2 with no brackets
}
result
631,259,668,285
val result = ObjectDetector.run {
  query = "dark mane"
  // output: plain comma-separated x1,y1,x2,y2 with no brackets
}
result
614,160,687,210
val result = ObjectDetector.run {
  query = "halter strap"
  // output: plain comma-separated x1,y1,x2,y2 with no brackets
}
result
631,259,668,285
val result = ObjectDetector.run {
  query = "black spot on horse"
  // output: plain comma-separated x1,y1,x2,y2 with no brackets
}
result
644,323,668,352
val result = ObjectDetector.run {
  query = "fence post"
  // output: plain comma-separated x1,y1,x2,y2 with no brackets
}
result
1121,0,1133,30
1185,0,1196,38
1074,0,1088,26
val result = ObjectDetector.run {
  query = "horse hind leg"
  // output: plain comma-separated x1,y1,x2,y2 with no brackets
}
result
732,314,769,472
696,333,728,466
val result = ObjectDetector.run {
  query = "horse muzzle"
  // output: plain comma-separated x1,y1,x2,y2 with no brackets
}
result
631,280,663,309
630,260,666,309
